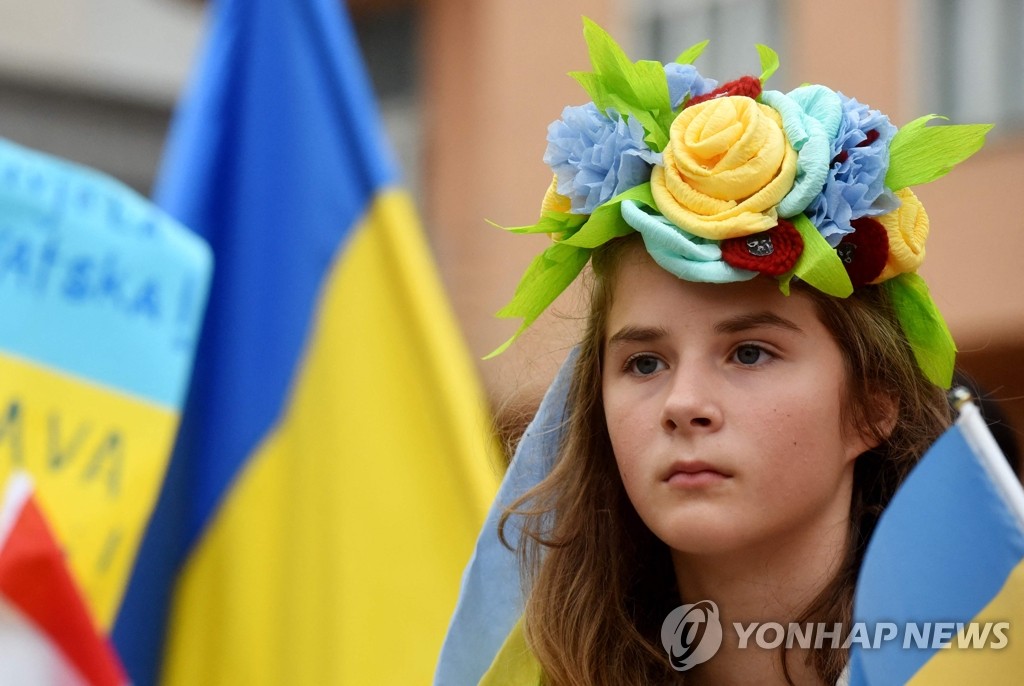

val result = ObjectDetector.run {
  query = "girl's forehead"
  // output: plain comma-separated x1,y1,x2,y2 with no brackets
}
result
605,248,819,329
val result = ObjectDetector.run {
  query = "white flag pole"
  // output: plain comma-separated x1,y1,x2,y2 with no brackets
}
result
951,387,1024,530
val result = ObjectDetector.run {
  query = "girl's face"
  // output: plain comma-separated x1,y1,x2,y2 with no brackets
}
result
602,249,873,560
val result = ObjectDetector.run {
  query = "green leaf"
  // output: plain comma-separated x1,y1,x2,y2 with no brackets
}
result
569,71,608,106
486,242,592,358
604,94,668,150
780,214,853,297
884,273,957,388
581,17,634,98
885,115,993,190
561,183,656,248
574,18,672,152
756,44,780,84
675,40,709,65
490,212,588,236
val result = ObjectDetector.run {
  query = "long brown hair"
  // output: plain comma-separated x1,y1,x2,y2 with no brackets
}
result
500,234,951,685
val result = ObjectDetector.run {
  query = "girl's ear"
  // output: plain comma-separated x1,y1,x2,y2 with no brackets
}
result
866,391,899,449
846,390,899,462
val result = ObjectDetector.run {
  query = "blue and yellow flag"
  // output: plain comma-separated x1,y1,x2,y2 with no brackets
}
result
112,0,498,683
849,398,1024,684
0,138,211,634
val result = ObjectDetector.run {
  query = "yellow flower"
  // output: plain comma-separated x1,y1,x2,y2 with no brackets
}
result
651,96,798,240
872,188,929,283
540,175,572,215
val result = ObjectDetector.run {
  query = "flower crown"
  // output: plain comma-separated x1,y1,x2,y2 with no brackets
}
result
489,18,991,388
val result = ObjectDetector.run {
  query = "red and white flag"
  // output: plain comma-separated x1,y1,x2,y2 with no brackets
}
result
0,473,128,685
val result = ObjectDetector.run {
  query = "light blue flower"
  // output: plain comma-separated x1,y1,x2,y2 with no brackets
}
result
805,93,900,245
762,86,842,218
544,103,660,215
664,63,717,109
620,199,757,283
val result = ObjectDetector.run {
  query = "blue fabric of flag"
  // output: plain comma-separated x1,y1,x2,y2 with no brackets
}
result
849,421,1024,684
112,0,397,682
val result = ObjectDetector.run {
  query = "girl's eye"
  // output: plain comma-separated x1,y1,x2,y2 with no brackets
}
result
626,354,666,376
733,344,770,366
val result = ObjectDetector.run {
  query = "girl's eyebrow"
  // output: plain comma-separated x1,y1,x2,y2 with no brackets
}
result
713,311,803,335
606,325,669,347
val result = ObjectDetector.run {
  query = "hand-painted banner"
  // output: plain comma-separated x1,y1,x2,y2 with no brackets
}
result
0,138,212,630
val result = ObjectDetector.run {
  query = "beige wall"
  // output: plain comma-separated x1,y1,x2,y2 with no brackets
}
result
419,0,1024,438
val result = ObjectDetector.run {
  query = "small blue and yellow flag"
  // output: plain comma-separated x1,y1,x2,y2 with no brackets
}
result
849,396,1024,684
0,137,211,634
112,0,498,684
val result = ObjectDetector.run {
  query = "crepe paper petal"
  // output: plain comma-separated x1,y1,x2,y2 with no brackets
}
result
493,211,588,237
652,96,798,240
836,217,889,287
561,182,656,248
885,115,993,190
622,199,758,283
675,40,710,66
686,76,762,108
721,219,803,276
569,18,675,151
664,62,718,110
757,44,780,84
805,94,899,244
779,213,853,297
871,188,929,283
762,87,840,217
545,103,659,214
540,175,572,215
487,241,592,358
883,272,956,388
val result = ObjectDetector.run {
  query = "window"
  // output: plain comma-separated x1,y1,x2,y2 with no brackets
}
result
630,0,786,86
918,0,1024,128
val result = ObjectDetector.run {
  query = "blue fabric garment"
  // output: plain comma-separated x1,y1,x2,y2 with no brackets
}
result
434,348,578,685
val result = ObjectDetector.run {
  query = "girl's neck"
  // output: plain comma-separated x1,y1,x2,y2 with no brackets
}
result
671,514,851,685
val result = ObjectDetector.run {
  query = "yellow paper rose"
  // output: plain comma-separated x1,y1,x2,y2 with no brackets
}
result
540,175,572,215
651,95,798,240
872,188,929,283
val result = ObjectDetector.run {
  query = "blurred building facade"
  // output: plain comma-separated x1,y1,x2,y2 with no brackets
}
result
2,0,1022,442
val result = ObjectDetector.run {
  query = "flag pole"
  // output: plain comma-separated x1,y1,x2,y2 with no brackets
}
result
950,387,1024,529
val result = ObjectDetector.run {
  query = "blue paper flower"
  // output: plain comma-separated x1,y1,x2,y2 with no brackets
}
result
664,63,717,109
544,103,660,215
806,94,900,245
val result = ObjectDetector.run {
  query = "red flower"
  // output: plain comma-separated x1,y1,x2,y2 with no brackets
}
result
686,76,762,108
721,219,802,276
836,217,889,287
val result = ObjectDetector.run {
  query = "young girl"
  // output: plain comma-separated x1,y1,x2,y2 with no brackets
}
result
436,20,990,686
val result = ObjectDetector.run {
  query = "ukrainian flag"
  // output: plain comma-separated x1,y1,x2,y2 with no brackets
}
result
112,0,498,683
849,396,1024,684
0,138,211,635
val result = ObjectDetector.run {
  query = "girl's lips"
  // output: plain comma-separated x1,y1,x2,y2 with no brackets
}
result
666,470,729,488
664,461,731,488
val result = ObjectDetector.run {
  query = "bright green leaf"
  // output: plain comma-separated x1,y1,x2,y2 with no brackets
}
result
885,115,993,190
883,273,956,388
785,214,853,297
562,183,656,248
581,17,634,97
487,242,592,357
492,212,587,236
756,44,780,84
569,71,608,107
676,40,710,65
